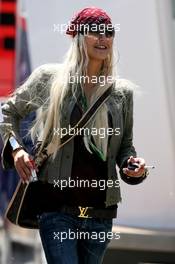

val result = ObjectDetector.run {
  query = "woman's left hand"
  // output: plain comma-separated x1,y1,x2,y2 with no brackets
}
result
122,156,146,177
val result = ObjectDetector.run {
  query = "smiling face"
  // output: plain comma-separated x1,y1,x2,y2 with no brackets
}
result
84,30,114,62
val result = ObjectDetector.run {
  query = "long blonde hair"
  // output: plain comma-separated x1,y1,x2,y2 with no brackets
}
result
31,34,116,160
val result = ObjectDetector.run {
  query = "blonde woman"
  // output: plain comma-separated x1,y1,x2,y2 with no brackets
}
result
0,7,148,264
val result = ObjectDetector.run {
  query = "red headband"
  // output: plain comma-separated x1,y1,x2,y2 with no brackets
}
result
66,7,112,37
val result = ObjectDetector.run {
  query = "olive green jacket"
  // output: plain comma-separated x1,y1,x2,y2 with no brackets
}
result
0,63,141,207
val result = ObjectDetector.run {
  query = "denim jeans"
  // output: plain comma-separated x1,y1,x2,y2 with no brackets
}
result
37,211,113,264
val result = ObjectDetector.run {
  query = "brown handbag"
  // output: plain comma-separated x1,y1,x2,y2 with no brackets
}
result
5,85,113,229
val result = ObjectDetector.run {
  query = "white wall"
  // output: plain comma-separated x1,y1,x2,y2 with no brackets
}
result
23,0,175,229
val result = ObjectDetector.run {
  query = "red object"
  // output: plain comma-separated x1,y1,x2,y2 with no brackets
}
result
29,159,36,169
0,0,17,97
66,7,112,37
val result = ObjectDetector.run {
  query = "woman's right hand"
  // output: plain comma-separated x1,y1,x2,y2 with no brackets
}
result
12,149,35,183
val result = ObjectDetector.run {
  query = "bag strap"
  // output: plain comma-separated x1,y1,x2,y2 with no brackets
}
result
60,84,113,146
35,84,113,166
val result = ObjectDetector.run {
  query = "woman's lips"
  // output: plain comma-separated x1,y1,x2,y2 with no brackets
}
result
94,45,108,52
94,45,107,50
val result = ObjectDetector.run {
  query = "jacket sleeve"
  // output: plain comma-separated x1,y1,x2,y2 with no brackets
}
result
0,64,53,170
116,88,146,185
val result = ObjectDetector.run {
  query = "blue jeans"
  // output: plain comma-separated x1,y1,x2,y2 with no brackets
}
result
37,211,113,264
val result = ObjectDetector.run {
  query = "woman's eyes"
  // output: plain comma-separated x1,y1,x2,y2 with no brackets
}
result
88,31,100,37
